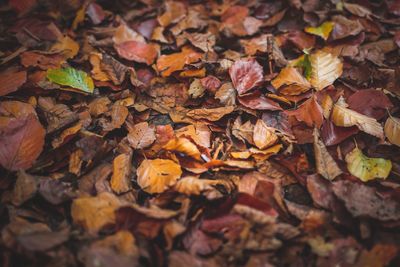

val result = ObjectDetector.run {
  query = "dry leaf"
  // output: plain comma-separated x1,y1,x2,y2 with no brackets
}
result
163,137,202,161
253,119,278,149
173,176,236,199
111,153,132,194
186,106,235,121
113,23,146,44
286,96,324,128
188,79,205,98
384,116,400,147
271,67,311,95
156,46,202,77
0,102,45,171
229,58,264,95
71,192,122,234
215,82,236,105
136,159,182,194
115,41,158,65
332,97,384,138
309,50,343,91
313,128,342,180
50,36,79,60
127,122,156,149
0,70,27,97
345,147,392,182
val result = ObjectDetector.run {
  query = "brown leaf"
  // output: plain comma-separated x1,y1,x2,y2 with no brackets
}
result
384,116,400,147
271,67,311,95
163,137,202,161
253,119,278,149
215,82,236,105
12,171,38,206
156,46,202,77
186,106,235,121
286,96,324,128
111,153,132,194
115,41,158,65
136,159,182,194
0,70,27,96
20,51,63,70
127,122,156,149
0,102,45,171
229,58,264,95
313,128,342,180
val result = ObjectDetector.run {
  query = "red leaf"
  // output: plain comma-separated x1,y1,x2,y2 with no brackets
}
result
229,58,264,95
0,70,27,96
347,89,393,120
238,92,282,111
86,3,106,25
321,120,359,146
114,41,158,65
285,95,324,128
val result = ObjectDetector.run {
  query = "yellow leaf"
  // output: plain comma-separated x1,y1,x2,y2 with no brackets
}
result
50,36,79,60
136,159,182,194
309,50,342,91
305,21,335,40
253,119,278,149
71,192,122,234
163,137,202,161
271,67,311,95
345,147,392,182
384,116,400,147
332,97,384,138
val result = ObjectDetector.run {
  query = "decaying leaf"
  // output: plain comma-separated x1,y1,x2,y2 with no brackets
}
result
127,122,156,149
71,192,122,233
111,153,132,194
136,159,182,194
384,116,400,147
0,70,27,96
345,147,392,182
229,58,264,95
305,21,334,40
286,96,324,128
309,50,343,91
253,120,278,149
47,67,94,93
332,97,384,138
313,128,342,180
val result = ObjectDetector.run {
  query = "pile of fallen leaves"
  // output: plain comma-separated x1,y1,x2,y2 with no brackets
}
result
1,0,400,266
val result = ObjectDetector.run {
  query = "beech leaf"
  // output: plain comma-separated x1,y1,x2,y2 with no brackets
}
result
285,96,324,128
47,67,94,93
305,21,334,40
253,119,278,150
163,137,202,161
309,50,343,91
156,46,202,77
313,128,342,180
271,67,311,95
331,97,384,138
384,116,400,147
136,159,182,194
345,147,392,182
229,58,264,95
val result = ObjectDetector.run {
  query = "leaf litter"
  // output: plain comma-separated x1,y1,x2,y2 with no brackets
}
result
0,0,400,267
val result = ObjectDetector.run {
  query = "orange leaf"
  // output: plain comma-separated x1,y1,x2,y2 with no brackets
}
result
115,41,158,65
163,137,202,161
156,46,202,77
286,96,324,128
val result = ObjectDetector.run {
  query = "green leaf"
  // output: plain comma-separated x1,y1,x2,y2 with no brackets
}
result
305,21,335,41
290,54,312,80
345,147,392,182
47,67,94,93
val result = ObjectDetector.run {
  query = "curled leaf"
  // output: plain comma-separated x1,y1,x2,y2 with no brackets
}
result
345,147,392,182
47,67,94,93
305,21,334,40
136,159,182,194
253,119,278,149
271,67,311,95
229,58,264,95
156,46,202,77
163,137,202,161
384,116,400,147
332,97,384,138
309,50,343,91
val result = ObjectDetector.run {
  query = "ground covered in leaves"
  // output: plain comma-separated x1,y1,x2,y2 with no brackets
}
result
1,0,400,266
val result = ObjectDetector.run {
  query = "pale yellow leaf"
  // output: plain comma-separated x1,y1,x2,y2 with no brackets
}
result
309,50,343,91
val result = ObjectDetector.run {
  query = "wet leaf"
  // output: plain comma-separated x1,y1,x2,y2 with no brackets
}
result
345,147,392,182
136,159,182,194
47,67,94,93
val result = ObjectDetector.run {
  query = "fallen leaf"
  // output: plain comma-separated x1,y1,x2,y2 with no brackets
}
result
158,1,187,27
47,67,94,93
136,159,182,194
347,89,393,120
0,102,45,171
345,147,392,182
188,79,205,98
355,244,398,267
271,67,311,95
186,106,235,121
321,120,359,146
332,97,384,138
313,128,342,180
71,192,122,233
305,21,334,40
113,23,146,45
0,70,27,96
115,41,158,65
163,137,202,161
384,116,400,147
229,58,264,95
253,119,278,149
156,46,202,77
50,36,79,60
111,153,132,194
173,176,236,199
286,96,324,128
238,93,282,111
215,82,236,105
127,122,156,149
12,171,38,206
309,50,343,91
